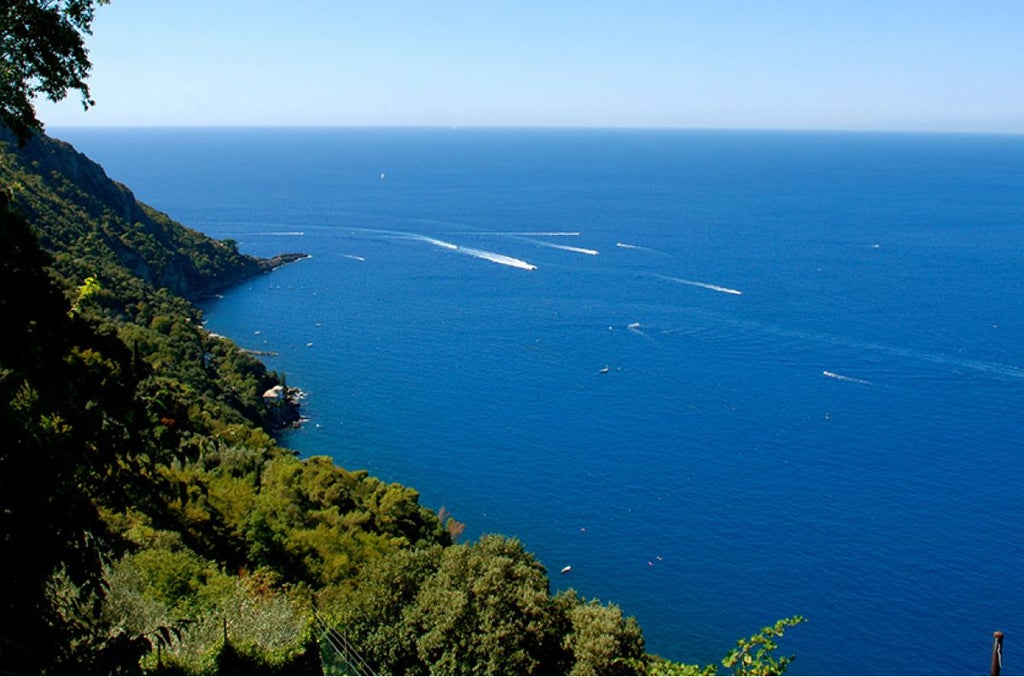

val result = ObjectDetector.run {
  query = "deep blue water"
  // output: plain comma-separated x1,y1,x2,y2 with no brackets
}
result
54,127,1023,675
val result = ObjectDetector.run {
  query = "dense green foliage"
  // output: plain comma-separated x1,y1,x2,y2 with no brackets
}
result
0,133,676,675
0,188,145,672
0,185,325,672
0,128,305,430
0,0,107,142
324,537,644,675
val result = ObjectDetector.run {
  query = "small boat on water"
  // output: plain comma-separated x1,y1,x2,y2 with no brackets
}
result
561,565,572,574
599,366,610,374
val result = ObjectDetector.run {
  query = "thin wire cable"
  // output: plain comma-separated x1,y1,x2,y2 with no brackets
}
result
316,626,354,675
312,617,357,675
312,608,376,676
326,622,375,676
320,620,374,676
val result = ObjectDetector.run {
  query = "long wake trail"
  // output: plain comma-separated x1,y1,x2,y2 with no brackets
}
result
472,231,581,237
417,235,459,250
822,370,872,385
616,242,663,254
459,247,538,270
535,242,600,256
653,273,743,296
408,233,537,270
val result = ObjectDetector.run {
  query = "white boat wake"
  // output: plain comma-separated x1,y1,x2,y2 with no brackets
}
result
416,235,459,250
408,233,537,270
460,247,538,270
475,231,581,237
537,242,599,256
654,274,743,296
822,370,872,385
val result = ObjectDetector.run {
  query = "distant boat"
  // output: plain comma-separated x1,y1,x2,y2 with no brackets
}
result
560,565,572,574
599,366,610,374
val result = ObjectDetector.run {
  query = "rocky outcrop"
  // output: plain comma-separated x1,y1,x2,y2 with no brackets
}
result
263,252,310,271
262,385,304,428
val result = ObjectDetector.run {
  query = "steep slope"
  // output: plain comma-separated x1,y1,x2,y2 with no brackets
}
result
0,128,304,304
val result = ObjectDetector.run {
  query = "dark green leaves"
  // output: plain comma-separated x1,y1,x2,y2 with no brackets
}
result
0,0,108,143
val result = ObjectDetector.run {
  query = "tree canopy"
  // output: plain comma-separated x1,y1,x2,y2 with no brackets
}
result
0,0,106,142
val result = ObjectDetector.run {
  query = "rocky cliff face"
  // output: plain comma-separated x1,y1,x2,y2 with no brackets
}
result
0,128,306,300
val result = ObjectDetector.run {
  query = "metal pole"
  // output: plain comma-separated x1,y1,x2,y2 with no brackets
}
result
991,631,1004,676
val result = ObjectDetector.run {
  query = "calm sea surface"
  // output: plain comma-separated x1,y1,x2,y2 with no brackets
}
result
54,127,1023,675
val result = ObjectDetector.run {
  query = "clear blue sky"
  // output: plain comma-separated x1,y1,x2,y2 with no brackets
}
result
37,0,1024,132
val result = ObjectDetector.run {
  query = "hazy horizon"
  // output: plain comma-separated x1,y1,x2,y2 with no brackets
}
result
45,123,1024,136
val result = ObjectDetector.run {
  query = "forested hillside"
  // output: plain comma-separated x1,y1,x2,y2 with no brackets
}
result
0,131,666,675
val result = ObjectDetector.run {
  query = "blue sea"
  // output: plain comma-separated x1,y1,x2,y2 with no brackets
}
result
55,127,1023,675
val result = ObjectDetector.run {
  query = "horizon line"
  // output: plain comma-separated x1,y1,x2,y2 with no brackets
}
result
42,122,1024,137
